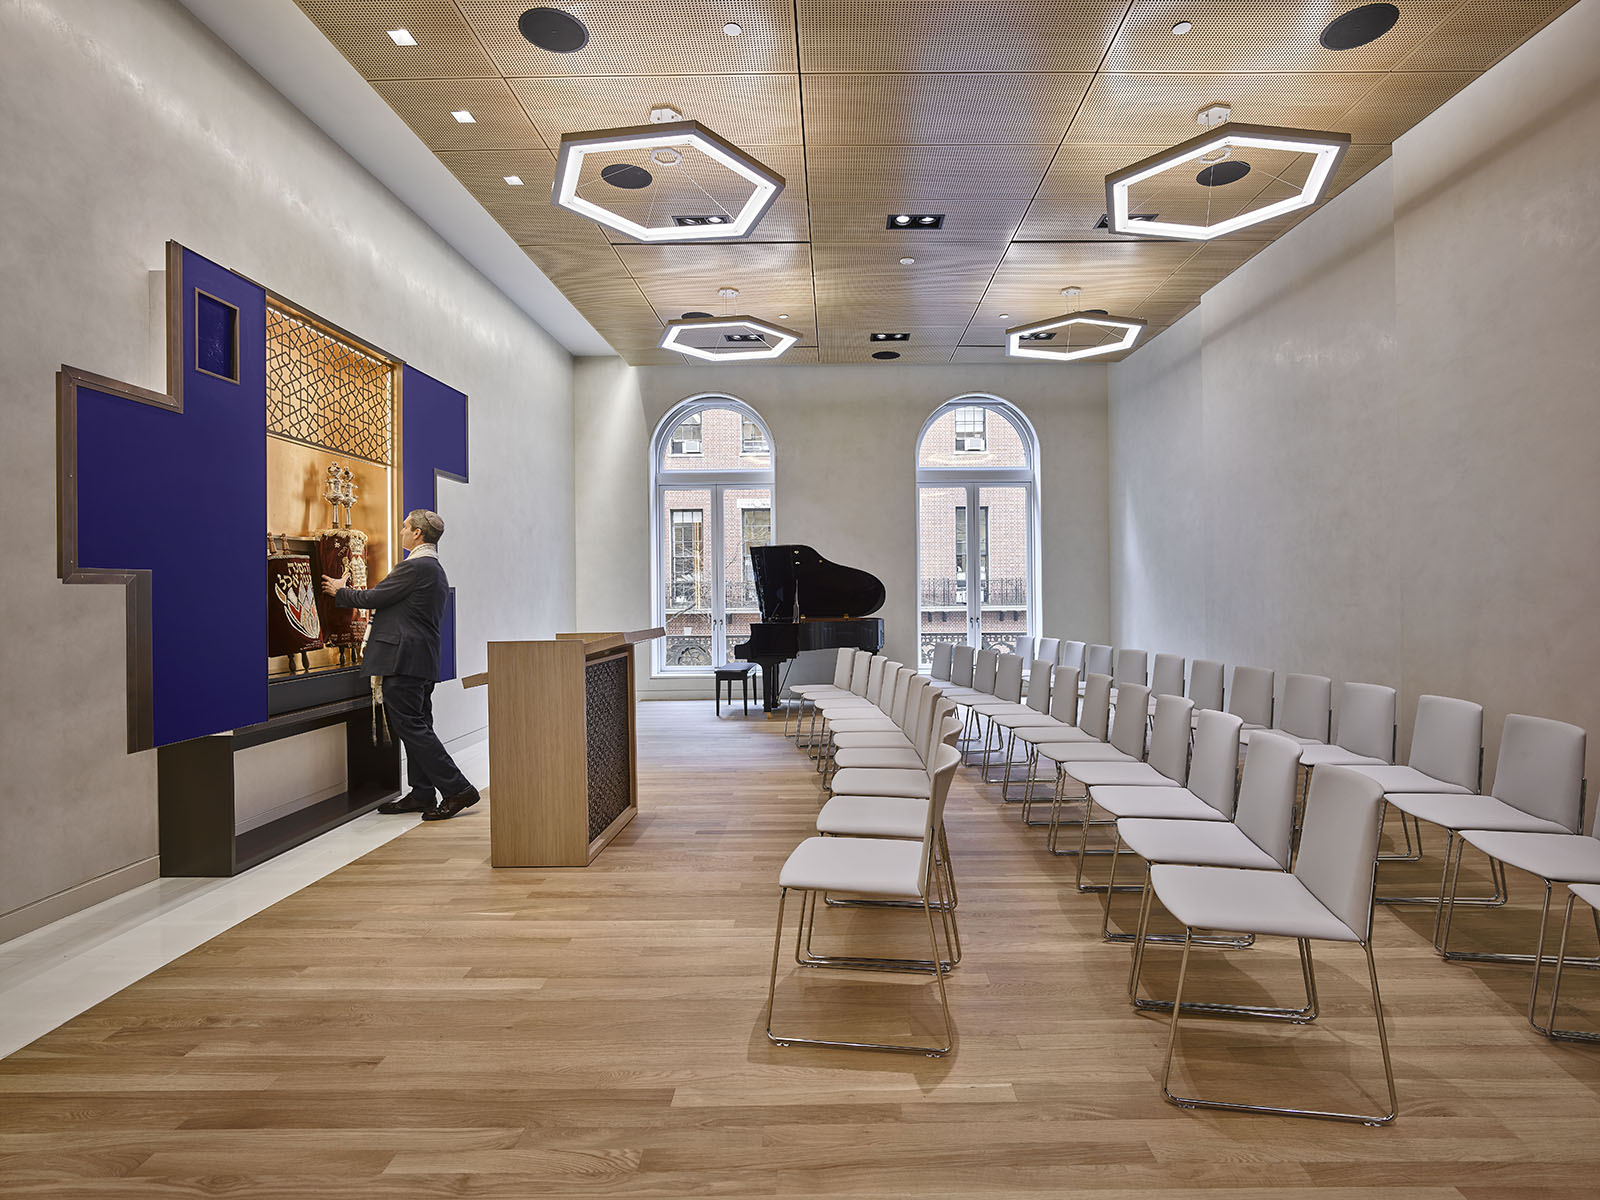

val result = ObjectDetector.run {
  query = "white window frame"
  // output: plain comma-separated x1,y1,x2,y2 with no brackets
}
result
651,395,776,675
915,395,1041,668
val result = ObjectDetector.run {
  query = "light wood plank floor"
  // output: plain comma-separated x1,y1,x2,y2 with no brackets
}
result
4,701,1599,1197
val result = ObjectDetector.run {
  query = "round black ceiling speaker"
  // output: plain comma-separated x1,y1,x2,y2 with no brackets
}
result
518,7,590,53
681,310,713,319
1084,309,1109,316
600,163,653,189
1320,4,1400,51
872,350,900,360
1196,159,1252,187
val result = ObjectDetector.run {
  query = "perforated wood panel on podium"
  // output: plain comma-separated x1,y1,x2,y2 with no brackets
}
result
467,629,661,867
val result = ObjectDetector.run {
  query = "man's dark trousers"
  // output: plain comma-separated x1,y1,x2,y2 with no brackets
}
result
383,674,472,801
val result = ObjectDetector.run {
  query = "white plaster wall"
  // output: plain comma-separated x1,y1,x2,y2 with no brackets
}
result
0,0,576,931
574,361,1111,698
1108,0,1600,809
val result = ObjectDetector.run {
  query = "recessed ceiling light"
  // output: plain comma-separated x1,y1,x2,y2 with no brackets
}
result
777,313,789,319
503,175,524,186
387,29,418,46
1171,21,1193,36
899,257,916,265
519,7,591,53
870,332,910,342
1320,4,1401,51
998,313,1010,319
886,213,944,230
724,22,743,36
893,214,911,225
451,110,476,124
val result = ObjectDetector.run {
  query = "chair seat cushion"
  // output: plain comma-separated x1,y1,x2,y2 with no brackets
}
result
1088,786,1229,821
1458,831,1600,883
968,700,1032,715
1241,729,1324,747
826,716,901,733
1118,819,1284,870
833,747,925,770
1015,725,1094,745
792,684,848,699
780,835,925,896
1149,865,1361,941
830,731,914,750
827,766,933,799
817,795,929,839
937,687,984,701
1571,882,1600,911
1386,792,1573,835
1298,744,1385,768
993,711,1065,731
1344,764,1472,795
1038,744,1136,766
1068,762,1174,788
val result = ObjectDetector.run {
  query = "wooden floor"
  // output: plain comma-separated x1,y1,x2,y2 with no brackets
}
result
4,701,1600,1198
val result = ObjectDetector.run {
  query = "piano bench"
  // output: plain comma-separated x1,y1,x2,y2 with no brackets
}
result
714,663,757,716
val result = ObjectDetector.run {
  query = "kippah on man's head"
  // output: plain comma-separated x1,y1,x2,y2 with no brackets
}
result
406,509,445,544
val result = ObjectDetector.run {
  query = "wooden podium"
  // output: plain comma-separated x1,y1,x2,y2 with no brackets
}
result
463,628,662,867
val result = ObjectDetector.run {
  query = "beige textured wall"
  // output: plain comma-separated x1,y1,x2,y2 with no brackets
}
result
0,0,576,933
574,360,1111,698
1109,0,1600,812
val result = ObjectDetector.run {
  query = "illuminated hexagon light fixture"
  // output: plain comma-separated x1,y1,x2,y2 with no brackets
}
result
660,315,801,362
553,118,785,242
1005,307,1147,363
1105,122,1351,240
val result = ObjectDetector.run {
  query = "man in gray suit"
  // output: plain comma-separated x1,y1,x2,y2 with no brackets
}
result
322,508,479,821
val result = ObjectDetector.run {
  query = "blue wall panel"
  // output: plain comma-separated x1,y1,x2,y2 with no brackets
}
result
75,249,268,744
401,364,469,681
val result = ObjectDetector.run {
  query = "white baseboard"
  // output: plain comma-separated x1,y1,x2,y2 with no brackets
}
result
0,858,162,946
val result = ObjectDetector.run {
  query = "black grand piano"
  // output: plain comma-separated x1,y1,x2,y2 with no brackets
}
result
734,544,886,712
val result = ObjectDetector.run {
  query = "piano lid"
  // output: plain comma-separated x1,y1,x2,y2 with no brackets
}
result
748,544,886,622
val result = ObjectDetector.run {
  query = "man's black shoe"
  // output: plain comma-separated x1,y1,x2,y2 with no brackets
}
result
421,786,481,821
377,790,436,815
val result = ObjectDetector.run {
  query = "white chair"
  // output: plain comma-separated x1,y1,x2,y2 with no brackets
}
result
828,699,961,802
1142,765,1397,1125
1278,673,1333,745
964,652,1028,770
1113,648,1148,688
765,742,962,1056
1085,644,1114,679
1060,640,1087,673
1016,672,1111,824
1298,682,1396,770
1038,682,1153,853
1113,729,1302,947
1545,883,1600,1042
1345,693,1483,863
1036,637,1061,669
991,664,1077,800
1064,693,1195,794
787,647,858,740
1386,714,1585,918
1150,653,1185,701
1228,665,1275,733
1188,659,1225,713
927,641,954,683
804,650,874,748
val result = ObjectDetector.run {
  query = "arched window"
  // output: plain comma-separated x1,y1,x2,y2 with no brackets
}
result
915,397,1040,668
652,396,776,673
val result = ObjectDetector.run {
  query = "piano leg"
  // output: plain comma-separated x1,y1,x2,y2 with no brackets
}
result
753,657,784,713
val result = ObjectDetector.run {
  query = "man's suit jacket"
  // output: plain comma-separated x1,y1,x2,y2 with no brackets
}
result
335,553,449,680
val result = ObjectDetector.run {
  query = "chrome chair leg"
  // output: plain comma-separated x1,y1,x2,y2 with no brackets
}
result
1540,890,1600,1042
1436,844,1600,972
1381,827,1509,907
1099,838,1250,947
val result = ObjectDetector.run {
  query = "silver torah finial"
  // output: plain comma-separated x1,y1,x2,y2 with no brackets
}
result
339,466,358,528
323,462,344,527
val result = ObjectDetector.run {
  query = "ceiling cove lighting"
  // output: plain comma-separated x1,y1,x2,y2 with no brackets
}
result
1005,313,1147,362
387,29,418,46
552,119,785,242
1105,122,1350,240
659,315,802,362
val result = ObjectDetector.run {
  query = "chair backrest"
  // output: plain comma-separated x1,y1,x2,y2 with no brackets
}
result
1025,658,1054,713
1085,644,1113,677
1018,637,1037,662
1189,659,1225,712
1333,682,1397,762
1228,665,1275,727
1295,766,1385,941
900,679,932,740
1109,683,1151,758
1148,694,1196,785
914,686,948,759
1050,666,1080,724
1189,710,1245,817
1060,640,1087,672
1079,673,1112,740
862,655,889,705
921,701,964,762
1234,730,1304,868
929,641,954,682
918,739,965,893
1279,673,1332,743
848,650,872,696
831,648,855,689
1036,637,1061,666
972,647,1000,695
1113,648,1148,687
1492,714,1587,831
1150,653,1185,700
1408,694,1483,792
881,665,911,720
993,653,1025,704
950,644,975,687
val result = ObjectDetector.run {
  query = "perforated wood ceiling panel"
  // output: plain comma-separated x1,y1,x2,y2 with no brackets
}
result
295,0,1579,364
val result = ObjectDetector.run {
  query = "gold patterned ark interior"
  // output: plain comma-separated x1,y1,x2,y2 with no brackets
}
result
266,304,392,466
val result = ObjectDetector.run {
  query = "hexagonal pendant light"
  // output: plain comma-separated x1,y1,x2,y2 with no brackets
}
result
1105,123,1350,240
660,315,801,362
553,119,785,243
1005,313,1147,362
